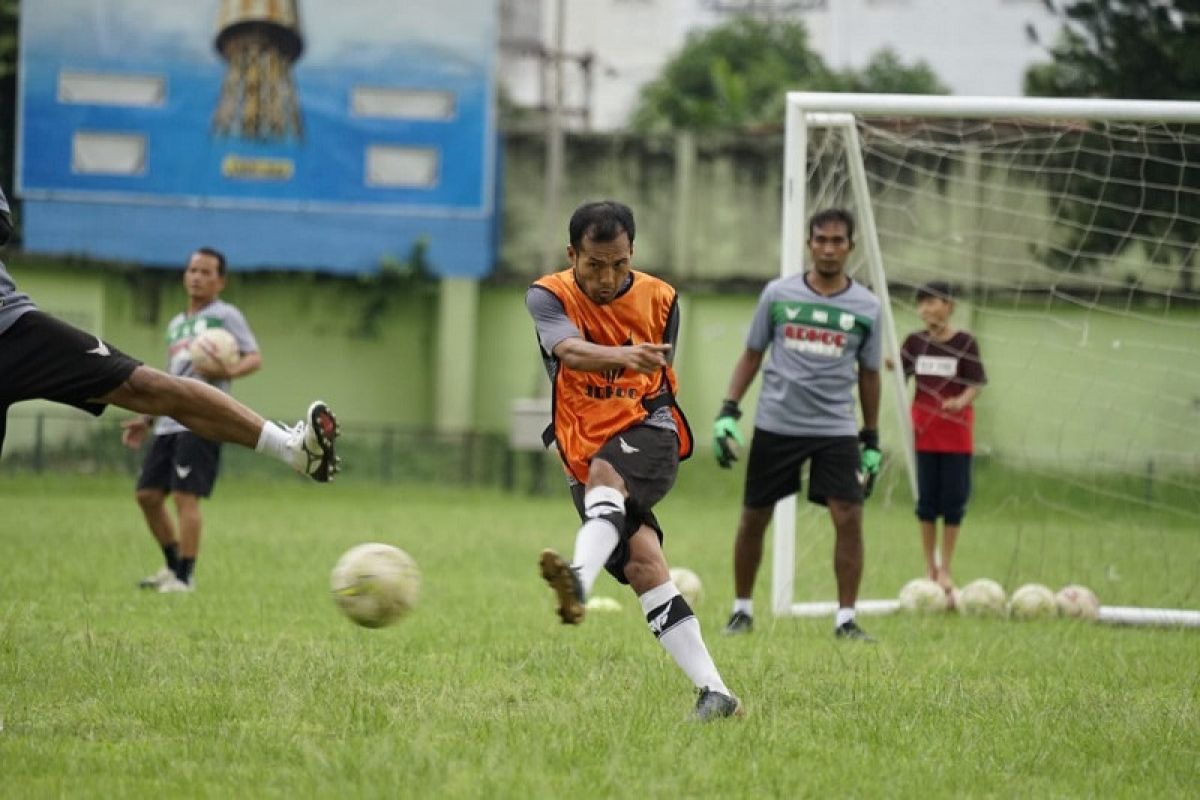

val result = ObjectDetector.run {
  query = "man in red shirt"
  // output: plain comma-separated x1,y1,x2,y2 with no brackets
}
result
899,281,987,596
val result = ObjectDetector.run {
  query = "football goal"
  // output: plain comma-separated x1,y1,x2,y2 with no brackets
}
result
774,93,1200,627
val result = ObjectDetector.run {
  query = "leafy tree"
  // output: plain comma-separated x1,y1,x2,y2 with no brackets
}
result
838,48,948,96
1024,0,1200,291
632,16,945,134
631,16,829,133
1025,0,1200,100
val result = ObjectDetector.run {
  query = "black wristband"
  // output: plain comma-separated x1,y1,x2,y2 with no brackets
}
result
718,399,742,421
859,429,879,450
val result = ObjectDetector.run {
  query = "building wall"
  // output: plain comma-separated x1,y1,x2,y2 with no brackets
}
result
499,0,1060,131
5,127,1197,473
7,260,1197,475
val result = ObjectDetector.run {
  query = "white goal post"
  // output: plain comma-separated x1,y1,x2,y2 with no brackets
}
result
772,93,1200,627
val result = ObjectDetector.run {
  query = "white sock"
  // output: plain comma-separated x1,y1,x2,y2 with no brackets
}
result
640,581,730,696
573,519,618,598
255,421,293,466
733,598,753,616
836,607,855,628
572,486,624,597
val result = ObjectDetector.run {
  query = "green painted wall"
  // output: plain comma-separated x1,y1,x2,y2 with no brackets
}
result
5,125,1199,475
7,261,437,430
6,258,1198,476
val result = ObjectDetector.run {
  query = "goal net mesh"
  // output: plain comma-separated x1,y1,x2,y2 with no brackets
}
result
794,112,1200,613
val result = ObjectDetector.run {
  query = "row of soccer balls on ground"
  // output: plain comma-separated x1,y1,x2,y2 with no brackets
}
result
327,542,1100,629
900,577,1101,620
327,542,707,629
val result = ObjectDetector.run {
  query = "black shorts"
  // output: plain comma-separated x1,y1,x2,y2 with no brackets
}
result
743,428,863,508
915,451,972,525
0,311,141,452
136,432,223,498
568,424,679,585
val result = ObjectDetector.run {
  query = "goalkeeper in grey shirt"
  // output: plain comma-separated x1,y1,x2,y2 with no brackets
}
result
713,208,883,641
0,184,340,483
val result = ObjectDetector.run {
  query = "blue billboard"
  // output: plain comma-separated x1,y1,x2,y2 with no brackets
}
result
17,0,498,276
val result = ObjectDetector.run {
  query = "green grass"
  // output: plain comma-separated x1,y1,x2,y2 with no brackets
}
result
1,472,1198,798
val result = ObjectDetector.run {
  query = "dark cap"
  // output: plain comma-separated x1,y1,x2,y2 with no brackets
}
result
915,281,954,302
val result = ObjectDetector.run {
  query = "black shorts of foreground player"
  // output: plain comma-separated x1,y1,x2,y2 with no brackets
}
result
527,200,743,722
0,309,340,482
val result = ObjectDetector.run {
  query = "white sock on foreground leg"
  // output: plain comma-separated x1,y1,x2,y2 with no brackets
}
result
572,486,624,597
640,581,730,696
255,421,293,466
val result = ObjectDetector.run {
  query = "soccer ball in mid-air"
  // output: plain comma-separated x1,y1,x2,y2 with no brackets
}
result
1056,584,1100,620
670,567,703,607
955,578,1007,617
330,543,420,628
189,327,240,373
898,578,949,613
1008,583,1058,620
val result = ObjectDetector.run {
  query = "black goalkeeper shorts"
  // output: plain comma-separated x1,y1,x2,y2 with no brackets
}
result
743,429,863,508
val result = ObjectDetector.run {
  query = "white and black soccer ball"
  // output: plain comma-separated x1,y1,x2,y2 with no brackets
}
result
899,577,949,613
1009,583,1058,620
955,578,1007,617
670,567,703,607
330,543,420,628
1055,584,1100,620
189,327,240,373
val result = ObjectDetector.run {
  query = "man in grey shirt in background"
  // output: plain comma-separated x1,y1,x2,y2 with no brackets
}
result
712,208,883,641
121,247,263,593
0,184,340,483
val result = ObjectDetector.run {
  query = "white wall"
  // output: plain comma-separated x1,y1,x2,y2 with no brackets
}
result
499,0,1062,130
812,0,1059,98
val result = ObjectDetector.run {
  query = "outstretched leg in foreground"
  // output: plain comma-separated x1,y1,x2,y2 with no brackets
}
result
98,366,340,481
540,458,628,624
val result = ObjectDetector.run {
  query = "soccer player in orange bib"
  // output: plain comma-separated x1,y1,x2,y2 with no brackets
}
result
527,200,742,722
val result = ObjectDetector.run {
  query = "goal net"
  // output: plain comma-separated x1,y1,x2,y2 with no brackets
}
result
774,93,1200,626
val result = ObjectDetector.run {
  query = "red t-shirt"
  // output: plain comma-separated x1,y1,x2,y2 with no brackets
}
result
900,329,987,453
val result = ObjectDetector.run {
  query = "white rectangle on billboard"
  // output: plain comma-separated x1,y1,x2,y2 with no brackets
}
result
365,145,439,188
58,71,166,107
352,87,456,121
71,132,147,175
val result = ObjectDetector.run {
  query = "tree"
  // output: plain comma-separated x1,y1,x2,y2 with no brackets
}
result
1025,0,1200,100
838,48,948,96
1024,1,1200,292
632,16,946,134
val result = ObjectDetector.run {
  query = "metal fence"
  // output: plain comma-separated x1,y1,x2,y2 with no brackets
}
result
0,410,560,493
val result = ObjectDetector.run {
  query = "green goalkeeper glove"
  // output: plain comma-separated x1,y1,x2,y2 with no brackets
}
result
858,429,882,499
713,399,744,469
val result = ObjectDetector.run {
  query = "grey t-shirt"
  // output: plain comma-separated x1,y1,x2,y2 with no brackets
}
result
746,274,882,437
525,276,680,432
0,187,37,336
155,299,258,435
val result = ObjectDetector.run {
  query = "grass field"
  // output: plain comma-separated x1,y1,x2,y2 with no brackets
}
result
2,469,1198,798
